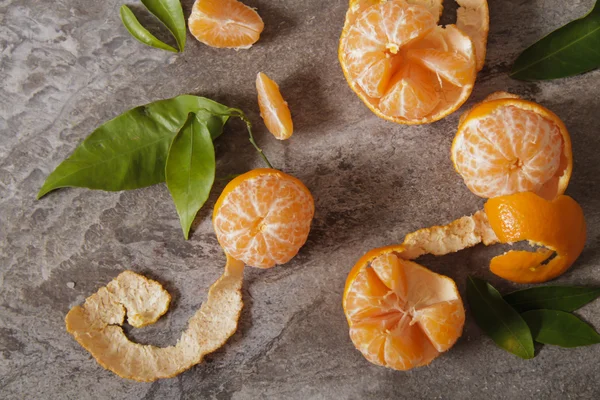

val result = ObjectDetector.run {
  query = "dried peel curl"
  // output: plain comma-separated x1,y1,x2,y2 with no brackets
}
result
66,256,244,382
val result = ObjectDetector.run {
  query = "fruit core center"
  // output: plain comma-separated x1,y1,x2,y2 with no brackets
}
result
509,158,524,170
386,43,400,55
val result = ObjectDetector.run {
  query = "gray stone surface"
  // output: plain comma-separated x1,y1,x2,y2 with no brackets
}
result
1,0,599,398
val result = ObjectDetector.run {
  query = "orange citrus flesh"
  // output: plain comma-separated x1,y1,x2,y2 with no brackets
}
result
484,192,586,283
256,72,294,140
339,0,488,124
452,92,573,200
189,0,264,49
213,169,315,269
343,247,465,370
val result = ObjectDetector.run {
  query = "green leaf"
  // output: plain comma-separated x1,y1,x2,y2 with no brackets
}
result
119,5,178,53
141,0,186,52
504,286,600,313
522,309,600,348
511,1,600,80
467,276,535,359
166,113,215,239
37,95,231,198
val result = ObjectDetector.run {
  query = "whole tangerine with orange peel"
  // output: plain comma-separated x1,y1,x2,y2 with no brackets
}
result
339,0,489,124
66,168,314,381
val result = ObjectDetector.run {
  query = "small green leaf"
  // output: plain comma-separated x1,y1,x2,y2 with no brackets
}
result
511,1,600,80
467,277,535,359
119,5,178,53
166,113,215,239
522,309,600,348
141,0,186,52
37,95,231,198
504,286,600,313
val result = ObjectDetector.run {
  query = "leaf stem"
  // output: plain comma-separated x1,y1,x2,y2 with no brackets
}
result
198,107,274,169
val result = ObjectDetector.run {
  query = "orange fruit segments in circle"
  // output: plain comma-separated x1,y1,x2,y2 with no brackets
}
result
189,0,264,49
339,0,489,124
256,72,294,140
343,246,465,370
451,92,573,200
213,168,315,269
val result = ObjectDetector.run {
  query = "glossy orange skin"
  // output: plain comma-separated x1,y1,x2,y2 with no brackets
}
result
484,192,586,283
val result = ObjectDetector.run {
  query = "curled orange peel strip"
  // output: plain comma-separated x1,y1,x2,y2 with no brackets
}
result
66,169,314,381
395,192,586,284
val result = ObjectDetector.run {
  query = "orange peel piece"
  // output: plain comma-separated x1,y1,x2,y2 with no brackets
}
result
485,192,587,283
66,256,244,382
396,192,586,283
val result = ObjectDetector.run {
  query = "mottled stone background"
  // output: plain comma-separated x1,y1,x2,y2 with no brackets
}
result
1,0,599,399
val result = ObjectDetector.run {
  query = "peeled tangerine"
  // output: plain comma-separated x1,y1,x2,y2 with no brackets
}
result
339,0,489,124
452,92,572,200
67,169,315,381
343,247,465,370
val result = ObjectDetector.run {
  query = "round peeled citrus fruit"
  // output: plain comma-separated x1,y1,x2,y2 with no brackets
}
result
339,0,488,124
343,246,465,370
256,72,294,140
484,192,586,283
189,0,264,49
213,168,315,269
451,92,573,200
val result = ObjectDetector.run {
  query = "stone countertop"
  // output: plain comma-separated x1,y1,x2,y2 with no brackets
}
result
1,0,600,399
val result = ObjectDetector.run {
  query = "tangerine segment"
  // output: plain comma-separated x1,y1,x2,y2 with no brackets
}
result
339,0,477,124
484,192,587,283
452,93,573,200
189,0,264,49
256,73,294,140
344,250,465,370
213,169,314,269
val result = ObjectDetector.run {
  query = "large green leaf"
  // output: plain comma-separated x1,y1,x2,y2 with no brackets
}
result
511,1,600,80
504,286,600,313
467,277,535,359
166,114,215,239
522,309,600,348
141,0,186,52
120,5,178,53
37,95,231,198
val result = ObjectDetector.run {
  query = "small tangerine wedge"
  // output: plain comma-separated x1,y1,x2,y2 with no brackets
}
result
213,169,315,269
484,192,586,283
343,246,465,370
451,92,573,200
339,0,488,124
189,0,264,49
256,72,294,140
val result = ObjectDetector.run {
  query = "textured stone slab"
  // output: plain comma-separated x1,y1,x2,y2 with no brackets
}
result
1,0,599,399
